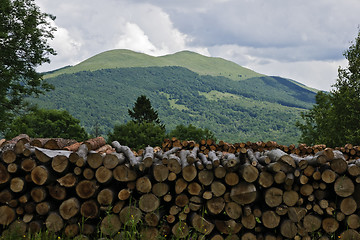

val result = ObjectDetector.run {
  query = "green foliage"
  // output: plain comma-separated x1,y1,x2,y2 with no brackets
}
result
0,0,56,133
108,121,166,150
4,107,89,141
30,66,316,145
168,124,216,142
128,95,164,128
297,29,360,147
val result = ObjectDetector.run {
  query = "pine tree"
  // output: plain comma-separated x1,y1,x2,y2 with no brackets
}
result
128,95,164,128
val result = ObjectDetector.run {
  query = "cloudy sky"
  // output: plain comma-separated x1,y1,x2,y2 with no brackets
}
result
35,0,360,91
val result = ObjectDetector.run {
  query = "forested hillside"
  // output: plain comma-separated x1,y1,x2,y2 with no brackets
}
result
30,65,316,145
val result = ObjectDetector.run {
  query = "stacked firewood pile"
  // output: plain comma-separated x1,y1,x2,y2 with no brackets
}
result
1,134,360,239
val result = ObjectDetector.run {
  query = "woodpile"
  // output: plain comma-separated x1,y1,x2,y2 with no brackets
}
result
1,135,360,239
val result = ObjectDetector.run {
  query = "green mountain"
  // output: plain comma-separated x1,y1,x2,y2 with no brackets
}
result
44,49,264,81
31,49,317,145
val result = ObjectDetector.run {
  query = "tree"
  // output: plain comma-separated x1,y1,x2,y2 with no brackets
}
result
296,29,360,147
128,95,164,128
4,107,89,141
168,124,216,143
0,0,56,133
107,121,166,150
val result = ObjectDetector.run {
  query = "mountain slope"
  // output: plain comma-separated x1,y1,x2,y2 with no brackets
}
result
44,49,264,81
31,64,316,145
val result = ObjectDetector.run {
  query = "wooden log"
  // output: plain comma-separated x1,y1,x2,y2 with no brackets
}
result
334,175,354,197
198,153,212,169
47,184,66,201
283,190,299,207
80,200,99,218
136,176,152,194
280,219,297,239
10,177,25,193
182,164,197,182
225,201,242,219
303,214,322,232
214,165,226,179
0,190,13,204
241,214,256,230
265,149,296,168
95,166,113,184
59,197,80,220
346,214,360,229
206,197,225,215
35,147,72,163
143,146,154,168
225,172,239,186
187,182,202,195
0,162,11,185
230,182,257,205
321,169,337,183
35,202,52,215
262,210,280,229
51,155,69,173
113,164,137,182
103,152,125,169
287,207,306,222
83,168,94,180
175,194,189,208
119,206,142,224
196,170,213,187
57,173,77,187
322,217,339,234
76,180,98,199
168,154,182,174
239,163,259,183
265,187,283,207
190,212,214,235
21,158,37,172
257,171,274,188
45,212,64,232
222,153,240,169
152,182,169,197
100,214,121,236
172,221,189,239
153,164,169,182
84,137,106,151
339,197,357,215
112,141,139,166
211,181,226,197
30,187,47,203
31,165,52,185
97,188,114,206
86,152,103,169
187,146,199,164
139,193,160,213
0,205,16,225
339,229,360,239
208,150,220,167
144,210,163,227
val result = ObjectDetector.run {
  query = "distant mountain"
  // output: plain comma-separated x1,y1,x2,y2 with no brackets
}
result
31,49,317,145
44,49,264,81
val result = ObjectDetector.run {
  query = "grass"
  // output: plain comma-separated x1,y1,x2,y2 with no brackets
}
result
44,49,263,81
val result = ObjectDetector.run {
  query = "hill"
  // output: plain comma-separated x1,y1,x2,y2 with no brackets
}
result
44,49,264,81
29,49,317,145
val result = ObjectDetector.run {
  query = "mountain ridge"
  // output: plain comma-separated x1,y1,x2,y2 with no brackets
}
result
44,49,264,81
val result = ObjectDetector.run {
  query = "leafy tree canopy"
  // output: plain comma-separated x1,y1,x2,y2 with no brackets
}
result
107,121,166,150
4,107,89,141
296,29,360,147
168,124,216,143
0,0,56,133
128,95,164,128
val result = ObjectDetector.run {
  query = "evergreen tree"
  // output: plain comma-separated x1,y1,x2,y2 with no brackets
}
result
0,0,56,133
128,95,164,128
296,29,360,147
